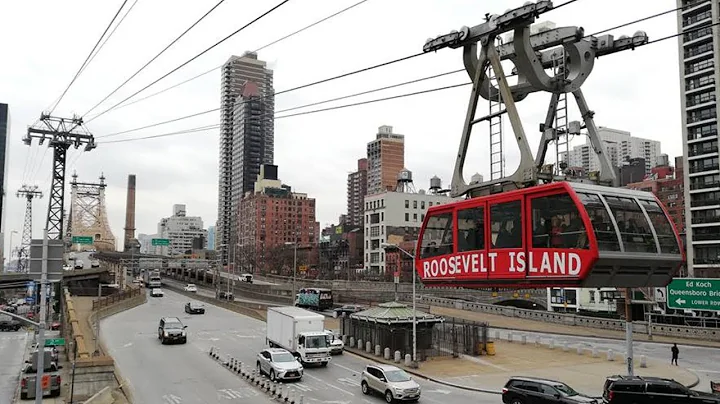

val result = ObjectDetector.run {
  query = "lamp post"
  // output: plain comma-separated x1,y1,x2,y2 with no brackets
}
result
381,242,416,366
285,241,298,304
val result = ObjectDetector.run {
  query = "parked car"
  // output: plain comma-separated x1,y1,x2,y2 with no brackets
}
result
185,302,205,314
502,376,599,404
256,348,303,382
361,364,420,403
324,330,344,354
602,374,720,403
0,315,21,331
184,284,198,293
150,288,164,297
333,305,365,318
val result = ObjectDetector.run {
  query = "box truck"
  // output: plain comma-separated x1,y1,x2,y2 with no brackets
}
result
266,306,331,366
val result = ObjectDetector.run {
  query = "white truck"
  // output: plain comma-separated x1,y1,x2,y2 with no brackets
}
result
143,269,162,288
266,306,332,366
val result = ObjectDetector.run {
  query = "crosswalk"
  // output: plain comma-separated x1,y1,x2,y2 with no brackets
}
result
217,388,258,399
291,383,313,392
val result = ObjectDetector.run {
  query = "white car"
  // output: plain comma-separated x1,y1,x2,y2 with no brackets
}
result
150,288,164,297
361,364,420,402
256,348,303,381
183,284,198,293
74,260,84,269
90,260,100,268
324,330,344,354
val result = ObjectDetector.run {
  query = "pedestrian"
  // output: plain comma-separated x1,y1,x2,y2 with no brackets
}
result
671,343,679,366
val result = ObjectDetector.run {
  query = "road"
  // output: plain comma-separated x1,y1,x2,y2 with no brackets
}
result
491,328,720,392
216,270,276,285
162,278,281,307
0,330,29,403
66,251,98,270
102,289,499,404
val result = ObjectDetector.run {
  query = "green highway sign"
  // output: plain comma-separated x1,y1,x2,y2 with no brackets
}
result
667,278,720,311
72,236,93,245
152,238,170,246
44,338,65,346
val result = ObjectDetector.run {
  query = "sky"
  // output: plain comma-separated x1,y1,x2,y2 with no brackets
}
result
0,0,682,254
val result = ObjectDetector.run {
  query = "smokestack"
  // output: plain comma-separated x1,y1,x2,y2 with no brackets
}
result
123,174,136,251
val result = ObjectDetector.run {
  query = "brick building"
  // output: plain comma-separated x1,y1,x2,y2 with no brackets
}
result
626,156,685,234
237,164,320,274
347,158,368,228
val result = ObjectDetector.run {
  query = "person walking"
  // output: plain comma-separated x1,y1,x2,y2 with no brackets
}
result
671,343,679,366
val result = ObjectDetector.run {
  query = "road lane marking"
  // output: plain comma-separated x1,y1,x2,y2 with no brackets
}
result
689,368,720,374
331,362,361,374
304,373,355,396
162,394,182,404
293,383,313,392
217,388,258,399
337,377,360,387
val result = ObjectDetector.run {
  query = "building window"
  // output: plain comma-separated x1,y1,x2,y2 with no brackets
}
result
405,213,409,221
413,213,418,222
421,201,425,209
457,206,485,252
405,200,409,208
490,200,522,249
413,201,418,209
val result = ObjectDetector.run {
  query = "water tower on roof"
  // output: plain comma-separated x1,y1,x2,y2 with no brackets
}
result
396,168,417,193
430,176,442,194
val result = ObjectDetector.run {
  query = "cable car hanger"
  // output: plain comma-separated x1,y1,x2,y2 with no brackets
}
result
423,0,648,198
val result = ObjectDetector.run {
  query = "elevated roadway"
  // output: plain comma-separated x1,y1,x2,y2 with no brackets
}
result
102,289,497,404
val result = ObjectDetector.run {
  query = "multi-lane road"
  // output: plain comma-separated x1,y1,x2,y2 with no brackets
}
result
0,330,29,403
101,289,497,404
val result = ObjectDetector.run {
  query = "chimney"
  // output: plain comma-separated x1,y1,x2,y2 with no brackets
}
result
123,174,136,251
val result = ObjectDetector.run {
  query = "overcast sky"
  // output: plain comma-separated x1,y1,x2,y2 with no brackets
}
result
1,0,681,253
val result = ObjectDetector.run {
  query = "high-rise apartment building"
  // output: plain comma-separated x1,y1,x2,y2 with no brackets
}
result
567,127,662,175
626,156,686,234
155,204,207,256
367,125,405,195
238,165,319,273
677,0,720,277
217,52,274,265
347,158,368,228
0,103,9,271
207,226,216,250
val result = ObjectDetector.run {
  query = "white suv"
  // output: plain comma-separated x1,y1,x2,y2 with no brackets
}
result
361,364,420,403
256,348,303,382
184,284,198,293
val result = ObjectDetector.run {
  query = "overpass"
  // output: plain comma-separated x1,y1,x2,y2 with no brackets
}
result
0,267,112,287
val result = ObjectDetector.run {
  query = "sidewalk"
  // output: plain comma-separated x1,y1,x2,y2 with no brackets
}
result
427,305,720,348
347,340,698,397
72,296,103,356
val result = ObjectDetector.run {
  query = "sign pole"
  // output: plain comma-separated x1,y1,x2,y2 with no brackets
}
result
625,287,634,377
35,229,49,403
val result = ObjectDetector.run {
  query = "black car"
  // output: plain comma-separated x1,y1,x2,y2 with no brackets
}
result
502,376,600,404
185,302,206,314
333,305,365,317
158,317,187,344
603,375,720,403
217,291,234,301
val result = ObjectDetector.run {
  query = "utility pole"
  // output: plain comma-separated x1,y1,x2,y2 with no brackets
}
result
625,287,634,376
24,114,96,240
35,229,49,404
17,185,43,272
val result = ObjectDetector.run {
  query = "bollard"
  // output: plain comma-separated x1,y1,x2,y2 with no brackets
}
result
577,346,583,355
366,341,372,353
358,339,363,349
375,345,381,356
549,339,555,349
342,335,348,345
209,346,214,356
607,349,614,361
521,335,527,345
592,348,599,358
226,354,232,366
237,361,243,373
278,384,284,399
289,388,295,404
350,337,355,347
404,354,412,367
507,332,513,342
394,350,401,363
384,347,391,360
640,355,647,368
494,330,500,340
299,394,304,404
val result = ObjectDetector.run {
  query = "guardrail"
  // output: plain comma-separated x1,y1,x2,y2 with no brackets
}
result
92,286,143,310
422,296,720,342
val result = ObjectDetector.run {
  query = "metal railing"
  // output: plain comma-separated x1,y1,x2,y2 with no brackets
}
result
92,286,142,310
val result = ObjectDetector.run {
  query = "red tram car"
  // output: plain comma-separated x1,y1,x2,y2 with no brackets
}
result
415,182,684,288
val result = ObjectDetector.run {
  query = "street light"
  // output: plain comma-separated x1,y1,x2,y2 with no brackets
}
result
285,241,298,305
381,242,417,366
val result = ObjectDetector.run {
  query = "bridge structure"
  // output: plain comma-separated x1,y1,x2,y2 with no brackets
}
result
66,172,116,251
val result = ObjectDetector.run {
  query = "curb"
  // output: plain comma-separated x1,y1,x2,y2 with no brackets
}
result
685,369,700,389
344,348,502,395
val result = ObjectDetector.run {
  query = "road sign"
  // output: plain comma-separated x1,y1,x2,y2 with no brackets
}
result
45,338,65,346
72,236,93,244
654,287,666,303
152,238,170,246
667,278,720,311
25,296,34,303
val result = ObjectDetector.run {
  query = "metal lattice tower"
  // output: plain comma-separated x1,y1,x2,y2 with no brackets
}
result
16,185,43,272
24,114,96,240
488,36,506,181
69,172,117,251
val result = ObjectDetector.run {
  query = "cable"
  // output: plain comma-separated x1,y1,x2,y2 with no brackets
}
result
86,0,293,124
82,0,227,118
586,4,689,37
47,0,129,115
100,108,220,138
79,0,140,77
85,0,373,116
101,125,220,144
644,19,720,46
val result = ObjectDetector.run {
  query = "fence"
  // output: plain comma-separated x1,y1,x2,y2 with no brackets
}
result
340,315,488,361
92,286,142,310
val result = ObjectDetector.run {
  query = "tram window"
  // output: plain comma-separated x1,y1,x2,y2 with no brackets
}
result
576,193,621,251
457,207,485,252
490,201,522,249
603,196,657,253
419,212,454,259
530,193,589,249
639,199,680,254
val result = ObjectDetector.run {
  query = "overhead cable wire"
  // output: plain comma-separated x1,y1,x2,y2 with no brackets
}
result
86,0,293,124
586,3,690,37
82,0,228,118
79,0,141,77
552,0,581,10
47,0,129,115
85,0,372,116
97,19,705,146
